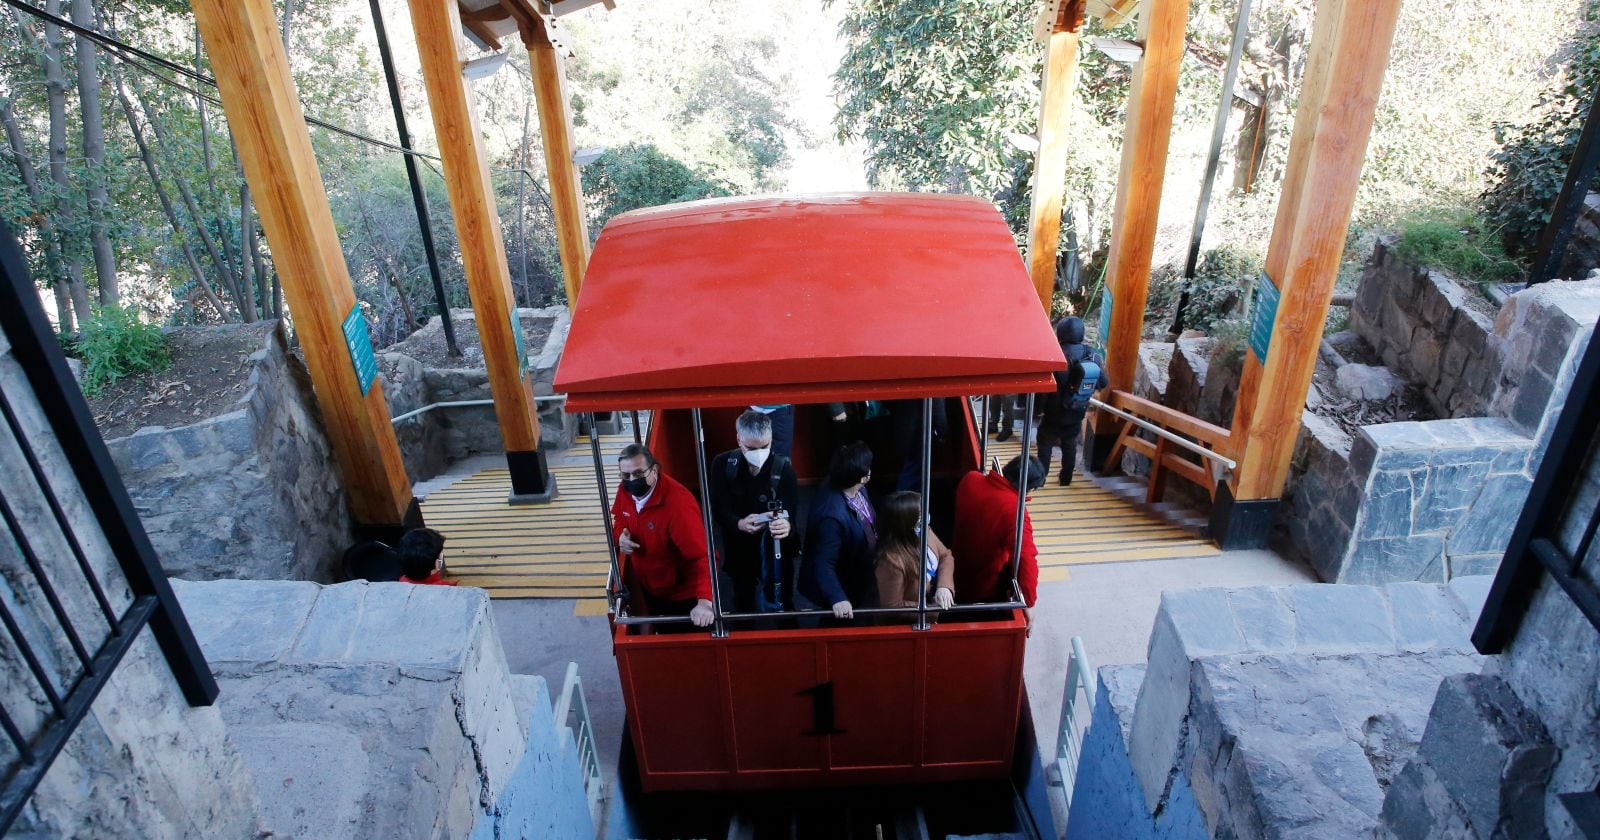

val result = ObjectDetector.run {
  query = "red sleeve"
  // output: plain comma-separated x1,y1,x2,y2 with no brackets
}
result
669,491,715,602
1019,510,1039,607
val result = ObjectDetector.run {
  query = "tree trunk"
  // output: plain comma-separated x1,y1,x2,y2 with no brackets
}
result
70,0,117,305
281,0,294,52
40,0,91,325
2,92,77,331
240,178,260,317
134,88,252,317
516,99,531,306
110,66,231,321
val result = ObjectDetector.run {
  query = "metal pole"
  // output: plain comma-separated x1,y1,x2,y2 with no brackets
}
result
1530,84,1600,285
691,408,727,637
631,410,642,445
1009,393,1036,600
1172,0,1254,335
588,414,624,612
367,0,459,356
915,397,933,630
979,395,990,469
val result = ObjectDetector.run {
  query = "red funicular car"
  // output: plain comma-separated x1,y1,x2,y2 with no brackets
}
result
555,192,1066,794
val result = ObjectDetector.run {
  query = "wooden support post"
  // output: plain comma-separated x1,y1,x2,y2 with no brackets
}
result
192,0,418,534
407,0,552,503
1214,0,1402,548
1085,0,1189,471
522,18,590,309
1023,2,1085,315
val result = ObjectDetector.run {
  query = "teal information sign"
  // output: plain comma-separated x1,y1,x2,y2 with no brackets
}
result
1250,270,1279,364
509,311,528,374
342,304,378,396
1097,284,1113,354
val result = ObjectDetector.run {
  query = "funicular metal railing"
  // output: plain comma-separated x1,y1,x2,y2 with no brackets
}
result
1049,636,1095,810
591,395,1039,634
0,220,217,833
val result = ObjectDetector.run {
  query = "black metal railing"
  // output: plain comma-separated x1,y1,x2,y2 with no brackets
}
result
1473,313,1600,650
0,218,217,833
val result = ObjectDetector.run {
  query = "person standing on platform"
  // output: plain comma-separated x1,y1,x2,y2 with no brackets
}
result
612,443,716,627
987,394,1017,442
709,411,800,612
952,455,1044,617
748,404,794,459
1037,316,1107,486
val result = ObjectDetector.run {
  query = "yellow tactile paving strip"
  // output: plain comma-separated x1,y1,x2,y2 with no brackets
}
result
985,435,1220,573
421,429,1218,614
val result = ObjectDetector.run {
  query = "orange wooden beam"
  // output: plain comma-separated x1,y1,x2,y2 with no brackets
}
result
192,0,415,527
520,16,590,309
1228,0,1401,501
406,0,543,458
1023,1,1085,315
1092,0,1189,434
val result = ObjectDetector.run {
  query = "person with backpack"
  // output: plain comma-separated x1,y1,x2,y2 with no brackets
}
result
1037,316,1108,486
709,410,800,612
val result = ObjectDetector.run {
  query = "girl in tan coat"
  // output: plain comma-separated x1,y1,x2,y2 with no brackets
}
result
875,491,956,610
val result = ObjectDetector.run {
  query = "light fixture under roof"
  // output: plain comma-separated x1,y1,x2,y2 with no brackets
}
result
461,50,510,81
1091,37,1144,64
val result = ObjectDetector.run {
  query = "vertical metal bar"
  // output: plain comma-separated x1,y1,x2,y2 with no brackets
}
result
367,0,459,356
631,410,642,445
0,700,30,761
0,489,94,672
0,388,119,631
0,591,64,717
691,408,726,637
1173,0,1254,334
979,395,990,469
1010,393,1036,598
0,218,217,706
915,397,932,630
588,415,624,611
1530,84,1600,285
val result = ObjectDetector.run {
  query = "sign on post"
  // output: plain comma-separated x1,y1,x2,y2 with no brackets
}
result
510,310,528,376
342,304,378,396
1249,271,1279,364
1097,283,1113,354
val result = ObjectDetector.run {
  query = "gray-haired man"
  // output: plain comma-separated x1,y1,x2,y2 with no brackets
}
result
709,410,800,612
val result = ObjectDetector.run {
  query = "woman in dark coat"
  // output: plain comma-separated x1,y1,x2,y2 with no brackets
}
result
798,441,879,619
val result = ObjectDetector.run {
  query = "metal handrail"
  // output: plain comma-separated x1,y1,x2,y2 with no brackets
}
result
614,598,1027,626
1088,397,1237,470
1050,636,1096,811
553,662,605,831
390,393,567,424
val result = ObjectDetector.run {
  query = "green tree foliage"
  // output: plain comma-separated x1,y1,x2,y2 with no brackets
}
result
581,143,731,228
831,0,1039,213
76,302,168,395
1482,1,1600,256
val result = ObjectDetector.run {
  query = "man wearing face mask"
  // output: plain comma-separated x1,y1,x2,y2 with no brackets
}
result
612,443,716,627
710,411,800,612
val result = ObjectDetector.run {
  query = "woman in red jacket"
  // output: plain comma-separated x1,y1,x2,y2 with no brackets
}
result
951,455,1044,610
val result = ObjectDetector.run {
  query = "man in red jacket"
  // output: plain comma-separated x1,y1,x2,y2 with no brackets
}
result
952,455,1044,613
612,443,716,627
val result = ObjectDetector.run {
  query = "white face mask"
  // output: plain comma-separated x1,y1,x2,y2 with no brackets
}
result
743,446,770,470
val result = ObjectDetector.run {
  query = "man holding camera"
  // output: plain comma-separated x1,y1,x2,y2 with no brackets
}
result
710,410,801,612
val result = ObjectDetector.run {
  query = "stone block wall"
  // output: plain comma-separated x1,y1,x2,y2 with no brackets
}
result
105,321,352,582
1349,238,1499,419
1378,400,1600,837
382,307,575,483
175,579,595,840
1070,578,1491,838
0,328,262,838
1278,267,1600,584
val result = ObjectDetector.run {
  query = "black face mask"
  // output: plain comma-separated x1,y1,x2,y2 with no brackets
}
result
623,476,651,497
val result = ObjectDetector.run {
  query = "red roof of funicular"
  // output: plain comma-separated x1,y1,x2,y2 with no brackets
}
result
555,192,1067,411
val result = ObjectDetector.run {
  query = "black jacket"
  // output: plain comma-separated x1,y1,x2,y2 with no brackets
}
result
708,450,799,567
1044,317,1108,426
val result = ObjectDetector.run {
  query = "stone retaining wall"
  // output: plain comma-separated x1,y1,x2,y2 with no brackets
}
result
1350,238,1500,419
106,321,351,582
1069,578,1491,838
175,579,595,840
381,308,575,483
